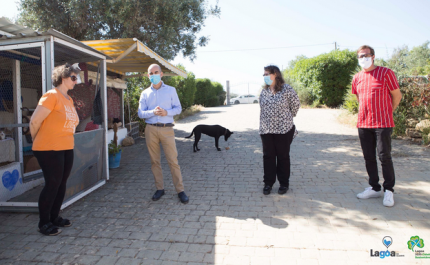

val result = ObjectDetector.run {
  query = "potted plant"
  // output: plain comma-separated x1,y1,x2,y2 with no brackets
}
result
108,123,122,168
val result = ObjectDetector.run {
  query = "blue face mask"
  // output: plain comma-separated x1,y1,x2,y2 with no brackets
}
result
149,74,161,85
264,75,273,86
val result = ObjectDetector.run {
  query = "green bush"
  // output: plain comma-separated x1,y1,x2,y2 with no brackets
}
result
393,76,430,136
207,96,220,107
195,78,213,106
124,76,151,133
382,42,430,139
212,82,226,105
195,79,225,107
108,140,122,155
422,128,430,145
165,72,197,110
283,69,313,105
125,69,197,133
296,86,313,106
291,50,358,107
342,90,359,114
392,111,407,137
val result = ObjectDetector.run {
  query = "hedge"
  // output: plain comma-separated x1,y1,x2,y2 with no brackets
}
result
195,79,226,107
291,50,358,107
164,72,197,110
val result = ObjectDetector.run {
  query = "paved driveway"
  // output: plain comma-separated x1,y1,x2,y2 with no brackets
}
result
1,104,430,264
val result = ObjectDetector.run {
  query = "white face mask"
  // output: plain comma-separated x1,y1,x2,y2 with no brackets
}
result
358,57,373,69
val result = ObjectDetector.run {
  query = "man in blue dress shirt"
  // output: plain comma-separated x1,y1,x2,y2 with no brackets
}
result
138,64,189,204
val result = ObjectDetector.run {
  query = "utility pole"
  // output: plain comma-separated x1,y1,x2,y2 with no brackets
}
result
248,83,249,96
335,42,337,51
226,80,230,105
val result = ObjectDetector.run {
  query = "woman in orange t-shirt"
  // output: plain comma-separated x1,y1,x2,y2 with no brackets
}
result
30,63,80,236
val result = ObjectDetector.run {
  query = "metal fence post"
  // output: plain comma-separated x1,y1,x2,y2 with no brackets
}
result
12,60,22,163
226,80,230,105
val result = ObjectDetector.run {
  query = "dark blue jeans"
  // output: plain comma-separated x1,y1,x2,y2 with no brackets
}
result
358,128,395,192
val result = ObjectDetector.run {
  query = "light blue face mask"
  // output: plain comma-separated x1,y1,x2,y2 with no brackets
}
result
149,74,161,85
264,75,273,86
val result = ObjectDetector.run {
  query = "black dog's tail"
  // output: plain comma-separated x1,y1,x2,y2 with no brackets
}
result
184,129,194,138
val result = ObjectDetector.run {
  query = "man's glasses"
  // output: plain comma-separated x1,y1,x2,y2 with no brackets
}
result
70,75,78,82
357,53,373,59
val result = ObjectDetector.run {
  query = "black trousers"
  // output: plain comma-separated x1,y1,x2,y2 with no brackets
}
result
34,150,74,227
358,128,395,192
260,126,295,187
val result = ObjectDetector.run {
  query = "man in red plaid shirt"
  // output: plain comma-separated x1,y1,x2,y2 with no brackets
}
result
352,45,402,207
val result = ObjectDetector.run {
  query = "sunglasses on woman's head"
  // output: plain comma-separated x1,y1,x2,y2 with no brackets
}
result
70,76,78,81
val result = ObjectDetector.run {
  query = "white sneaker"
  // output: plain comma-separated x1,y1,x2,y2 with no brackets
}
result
383,190,395,207
357,187,382,199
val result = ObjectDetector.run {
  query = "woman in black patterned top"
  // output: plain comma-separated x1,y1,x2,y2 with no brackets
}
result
260,65,300,195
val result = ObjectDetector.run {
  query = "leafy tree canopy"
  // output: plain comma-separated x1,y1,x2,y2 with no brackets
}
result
377,41,430,76
406,41,430,69
18,0,220,61
229,92,239,98
288,55,307,69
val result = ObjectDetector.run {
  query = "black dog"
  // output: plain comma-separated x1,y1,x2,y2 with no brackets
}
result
185,125,233,152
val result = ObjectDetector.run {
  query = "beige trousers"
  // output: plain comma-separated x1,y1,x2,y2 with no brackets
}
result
144,125,184,193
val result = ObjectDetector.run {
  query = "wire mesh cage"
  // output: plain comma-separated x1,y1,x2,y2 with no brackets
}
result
0,45,45,203
20,59,43,176
0,57,15,168
125,121,140,140
0,47,43,167
0,29,111,210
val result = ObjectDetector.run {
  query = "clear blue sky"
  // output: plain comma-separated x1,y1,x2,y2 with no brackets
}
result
2,0,429,95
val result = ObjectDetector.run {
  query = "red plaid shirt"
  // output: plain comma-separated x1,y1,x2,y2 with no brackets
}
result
352,66,399,128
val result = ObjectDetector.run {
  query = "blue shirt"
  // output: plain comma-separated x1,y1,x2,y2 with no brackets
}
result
138,82,182,124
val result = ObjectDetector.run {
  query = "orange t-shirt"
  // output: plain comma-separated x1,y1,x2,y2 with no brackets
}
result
32,88,79,151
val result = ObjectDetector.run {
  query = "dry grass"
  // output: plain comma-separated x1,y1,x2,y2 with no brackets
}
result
174,105,204,121
337,109,358,128
300,104,330,109
299,104,313,109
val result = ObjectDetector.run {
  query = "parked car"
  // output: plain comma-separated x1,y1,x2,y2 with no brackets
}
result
230,94,259,104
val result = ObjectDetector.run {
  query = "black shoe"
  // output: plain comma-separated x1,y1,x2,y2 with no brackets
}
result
38,222,62,236
178,191,189,204
152,190,165,201
278,186,289,195
52,216,72,227
263,185,272,195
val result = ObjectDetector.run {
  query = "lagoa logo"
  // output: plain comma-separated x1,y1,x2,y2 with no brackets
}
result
383,236,392,248
370,236,404,259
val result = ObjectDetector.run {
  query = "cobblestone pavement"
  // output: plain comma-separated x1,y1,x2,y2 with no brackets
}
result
1,104,430,265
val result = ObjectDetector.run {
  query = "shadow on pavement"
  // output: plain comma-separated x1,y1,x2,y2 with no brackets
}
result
0,122,429,264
